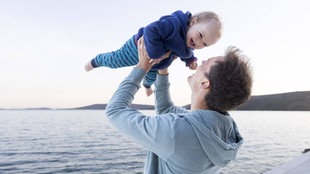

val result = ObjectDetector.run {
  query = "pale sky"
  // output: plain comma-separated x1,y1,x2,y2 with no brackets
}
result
1,0,309,109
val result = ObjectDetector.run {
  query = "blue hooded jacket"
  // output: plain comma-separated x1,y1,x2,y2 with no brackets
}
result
135,10,197,70
106,67,244,174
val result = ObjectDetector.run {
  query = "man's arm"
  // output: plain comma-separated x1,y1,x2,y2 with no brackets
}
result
154,69,188,115
105,37,177,160
106,37,163,118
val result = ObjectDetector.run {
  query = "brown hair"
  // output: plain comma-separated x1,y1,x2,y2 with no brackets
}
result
205,46,253,112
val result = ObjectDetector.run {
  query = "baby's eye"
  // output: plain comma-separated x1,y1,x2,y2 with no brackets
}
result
204,43,208,47
199,33,203,38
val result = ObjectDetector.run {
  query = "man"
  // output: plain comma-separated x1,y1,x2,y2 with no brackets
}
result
105,37,253,173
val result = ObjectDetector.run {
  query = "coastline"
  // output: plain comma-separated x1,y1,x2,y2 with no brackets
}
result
1,91,310,111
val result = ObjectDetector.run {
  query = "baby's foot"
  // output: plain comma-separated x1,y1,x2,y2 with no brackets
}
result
84,61,94,71
145,87,154,97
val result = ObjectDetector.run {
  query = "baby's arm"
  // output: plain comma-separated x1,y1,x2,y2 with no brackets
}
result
188,60,198,70
144,17,179,59
181,55,198,70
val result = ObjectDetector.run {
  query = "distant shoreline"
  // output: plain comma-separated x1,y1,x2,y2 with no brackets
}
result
1,91,310,111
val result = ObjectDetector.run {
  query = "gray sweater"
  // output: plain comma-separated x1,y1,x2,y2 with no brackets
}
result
105,67,243,174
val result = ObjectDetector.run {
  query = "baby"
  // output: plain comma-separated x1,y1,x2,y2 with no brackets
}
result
85,10,222,96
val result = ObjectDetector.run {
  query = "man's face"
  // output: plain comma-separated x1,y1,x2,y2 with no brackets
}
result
187,56,224,89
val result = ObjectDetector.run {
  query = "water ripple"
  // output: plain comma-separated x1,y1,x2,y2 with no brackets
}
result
0,110,309,174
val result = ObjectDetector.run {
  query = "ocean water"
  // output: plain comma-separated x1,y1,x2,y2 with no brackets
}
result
0,110,309,174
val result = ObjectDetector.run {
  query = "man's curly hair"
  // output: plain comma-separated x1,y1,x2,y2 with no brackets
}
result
205,46,253,112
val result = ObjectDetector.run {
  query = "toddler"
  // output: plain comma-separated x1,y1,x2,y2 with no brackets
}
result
85,10,222,96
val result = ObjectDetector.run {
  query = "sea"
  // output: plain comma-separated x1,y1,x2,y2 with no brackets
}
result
0,110,309,174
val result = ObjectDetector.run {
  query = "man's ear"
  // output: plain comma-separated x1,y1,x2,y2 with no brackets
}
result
200,80,210,89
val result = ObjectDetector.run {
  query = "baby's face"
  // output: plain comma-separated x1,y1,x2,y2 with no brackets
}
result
186,21,220,50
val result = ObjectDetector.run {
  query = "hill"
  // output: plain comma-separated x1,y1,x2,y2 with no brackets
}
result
237,91,310,111
74,104,154,110
1,91,309,111
75,91,310,111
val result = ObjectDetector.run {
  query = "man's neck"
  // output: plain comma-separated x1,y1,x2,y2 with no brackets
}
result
190,95,208,110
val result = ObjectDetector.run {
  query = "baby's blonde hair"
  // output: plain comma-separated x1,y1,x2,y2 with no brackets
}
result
191,11,222,38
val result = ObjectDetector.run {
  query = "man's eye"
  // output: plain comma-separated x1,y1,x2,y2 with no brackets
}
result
200,33,203,38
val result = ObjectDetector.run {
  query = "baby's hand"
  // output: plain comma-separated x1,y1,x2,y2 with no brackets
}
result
188,61,198,70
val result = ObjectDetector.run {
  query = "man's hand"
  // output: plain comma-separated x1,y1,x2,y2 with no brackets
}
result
136,37,171,72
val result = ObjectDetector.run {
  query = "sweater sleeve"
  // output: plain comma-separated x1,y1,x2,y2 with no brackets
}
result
106,67,145,115
154,73,188,115
105,67,177,160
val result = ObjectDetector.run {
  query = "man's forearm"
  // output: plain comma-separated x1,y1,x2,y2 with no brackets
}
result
154,73,174,114
154,73,188,114
105,67,146,117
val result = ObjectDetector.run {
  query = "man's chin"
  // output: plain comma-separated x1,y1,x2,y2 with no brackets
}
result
187,76,192,84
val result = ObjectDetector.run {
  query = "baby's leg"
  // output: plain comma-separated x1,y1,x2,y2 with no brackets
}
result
87,37,138,70
143,69,157,96
145,87,154,97
84,61,94,71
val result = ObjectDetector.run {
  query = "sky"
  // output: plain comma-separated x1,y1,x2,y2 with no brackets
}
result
1,0,310,109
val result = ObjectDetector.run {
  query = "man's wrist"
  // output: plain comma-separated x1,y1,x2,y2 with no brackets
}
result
136,63,151,72
158,69,169,75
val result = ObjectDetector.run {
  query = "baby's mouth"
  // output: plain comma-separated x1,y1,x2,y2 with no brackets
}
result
191,39,196,48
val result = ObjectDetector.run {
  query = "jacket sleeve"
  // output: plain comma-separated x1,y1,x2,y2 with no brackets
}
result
180,54,198,67
105,67,177,160
144,17,178,59
154,73,188,115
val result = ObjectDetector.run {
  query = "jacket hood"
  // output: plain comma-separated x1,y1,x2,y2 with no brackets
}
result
185,110,243,167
